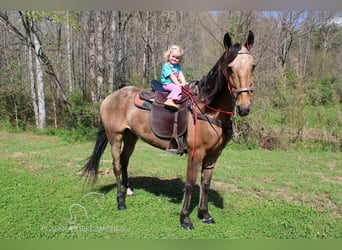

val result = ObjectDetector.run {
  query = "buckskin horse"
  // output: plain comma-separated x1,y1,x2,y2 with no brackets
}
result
81,31,255,230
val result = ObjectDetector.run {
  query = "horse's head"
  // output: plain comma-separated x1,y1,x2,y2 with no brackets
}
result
198,31,255,117
223,31,255,116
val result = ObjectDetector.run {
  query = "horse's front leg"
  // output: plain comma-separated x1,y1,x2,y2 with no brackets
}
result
198,163,216,224
180,156,201,230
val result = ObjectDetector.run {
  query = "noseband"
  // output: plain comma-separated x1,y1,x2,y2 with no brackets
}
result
227,50,254,94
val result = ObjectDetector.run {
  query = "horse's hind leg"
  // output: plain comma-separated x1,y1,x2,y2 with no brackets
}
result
109,133,127,210
121,129,138,196
110,130,138,210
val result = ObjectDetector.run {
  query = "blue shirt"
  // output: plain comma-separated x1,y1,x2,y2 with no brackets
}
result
160,63,182,84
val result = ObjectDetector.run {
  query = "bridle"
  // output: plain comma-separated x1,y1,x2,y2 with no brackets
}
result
227,50,254,95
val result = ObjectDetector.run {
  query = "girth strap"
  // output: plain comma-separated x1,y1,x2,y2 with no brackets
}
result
196,113,232,134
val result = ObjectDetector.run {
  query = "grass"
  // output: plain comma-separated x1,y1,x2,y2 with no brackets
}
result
0,131,341,239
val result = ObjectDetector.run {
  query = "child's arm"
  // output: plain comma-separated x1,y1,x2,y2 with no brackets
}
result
169,74,184,86
178,72,188,86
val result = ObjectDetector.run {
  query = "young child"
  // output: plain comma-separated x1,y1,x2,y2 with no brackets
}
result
160,45,188,111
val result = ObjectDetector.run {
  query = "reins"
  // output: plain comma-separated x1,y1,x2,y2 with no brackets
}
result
181,86,199,158
203,103,235,116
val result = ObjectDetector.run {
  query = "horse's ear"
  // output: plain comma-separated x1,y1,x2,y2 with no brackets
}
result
223,32,232,50
244,30,254,50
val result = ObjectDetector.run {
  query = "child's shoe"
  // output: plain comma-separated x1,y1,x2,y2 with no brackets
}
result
164,99,178,111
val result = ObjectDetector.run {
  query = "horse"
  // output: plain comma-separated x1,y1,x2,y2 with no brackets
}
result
81,30,255,230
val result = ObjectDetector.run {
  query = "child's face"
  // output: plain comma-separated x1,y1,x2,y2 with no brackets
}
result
168,50,182,65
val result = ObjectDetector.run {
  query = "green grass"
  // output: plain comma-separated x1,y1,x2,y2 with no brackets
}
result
0,131,341,239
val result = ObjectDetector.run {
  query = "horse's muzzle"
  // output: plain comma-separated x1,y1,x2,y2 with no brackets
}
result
237,104,251,116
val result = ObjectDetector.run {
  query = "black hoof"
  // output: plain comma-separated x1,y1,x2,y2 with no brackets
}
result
181,223,194,230
202,217,215,224
117,204,127,210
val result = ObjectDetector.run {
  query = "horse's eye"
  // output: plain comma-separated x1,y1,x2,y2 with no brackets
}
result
227,66,233,74
252,65,256,72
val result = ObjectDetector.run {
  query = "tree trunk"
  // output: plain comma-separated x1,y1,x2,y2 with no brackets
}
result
117,12,132,84
142,11,151,83
28,45,39,128
66,11,74,93
108,11,116,92
33,31,46,129
96,11,104,102
88,11,97,103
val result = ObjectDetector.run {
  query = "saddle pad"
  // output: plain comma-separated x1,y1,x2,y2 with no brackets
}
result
139,88,155,102
134,93,152,110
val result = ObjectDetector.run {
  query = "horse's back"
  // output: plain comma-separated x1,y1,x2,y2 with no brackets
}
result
100,86,141,133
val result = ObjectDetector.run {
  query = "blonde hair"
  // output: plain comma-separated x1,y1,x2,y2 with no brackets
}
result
163,45,184,62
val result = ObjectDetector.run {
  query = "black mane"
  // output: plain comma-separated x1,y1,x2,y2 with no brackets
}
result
198,43,242,104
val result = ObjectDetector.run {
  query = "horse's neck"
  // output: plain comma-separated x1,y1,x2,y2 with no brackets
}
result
200,91,234,123
194,75,234,122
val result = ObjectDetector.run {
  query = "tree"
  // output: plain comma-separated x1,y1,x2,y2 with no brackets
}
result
88,11,97,103
31,24,46,129
108,11,117,92
96,11,105,102
28,44,39,128
66,11,74,93
20,11,46,129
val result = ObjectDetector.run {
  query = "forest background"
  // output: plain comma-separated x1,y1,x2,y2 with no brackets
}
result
0,11,341,150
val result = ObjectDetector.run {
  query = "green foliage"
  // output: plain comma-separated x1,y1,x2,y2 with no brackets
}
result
227,12,240,41
306,76,335,105
36,127,98,143
232,116,260,149
252,69,307,145
26,11,81,29
126,72,149,89
0,119,23,133
32,92,99,142
71,92,97,125
184,71,195,82
0,46,33,129
64,92,98,142
0,88,34,130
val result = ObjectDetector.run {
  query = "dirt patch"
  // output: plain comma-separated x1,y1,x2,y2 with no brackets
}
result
12,152,25,158
313,171,342,184
99,167,112,177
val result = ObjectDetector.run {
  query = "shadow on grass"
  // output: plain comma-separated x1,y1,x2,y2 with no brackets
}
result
99,176,224,213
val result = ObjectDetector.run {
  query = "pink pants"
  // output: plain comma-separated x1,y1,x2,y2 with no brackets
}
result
162,83,182,101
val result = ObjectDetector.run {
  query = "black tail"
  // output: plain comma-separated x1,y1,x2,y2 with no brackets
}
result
81,124,108,181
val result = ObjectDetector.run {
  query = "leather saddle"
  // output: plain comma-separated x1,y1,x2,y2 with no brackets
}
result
134,80,192,154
